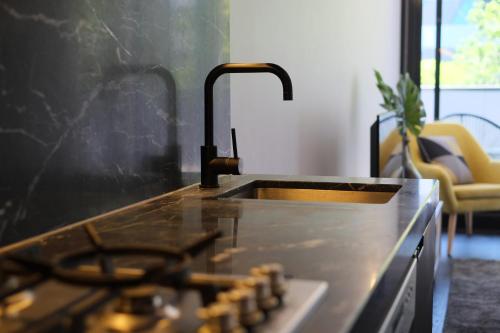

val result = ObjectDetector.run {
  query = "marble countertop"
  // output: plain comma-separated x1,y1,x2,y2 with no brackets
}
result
2,174,439,333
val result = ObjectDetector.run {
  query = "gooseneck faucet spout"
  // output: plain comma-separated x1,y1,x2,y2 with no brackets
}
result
201,63,293,188
204,63,293,147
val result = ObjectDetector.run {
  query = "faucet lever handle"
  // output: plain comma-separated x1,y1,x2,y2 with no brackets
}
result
231,128,238,158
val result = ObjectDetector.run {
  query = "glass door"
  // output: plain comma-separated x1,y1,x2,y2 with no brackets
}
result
420,0,500,158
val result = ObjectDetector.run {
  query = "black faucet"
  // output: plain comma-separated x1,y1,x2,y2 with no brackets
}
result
201,63,293,188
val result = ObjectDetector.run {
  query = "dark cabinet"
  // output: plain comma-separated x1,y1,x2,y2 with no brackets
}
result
411,203,441,332
351,202,442,333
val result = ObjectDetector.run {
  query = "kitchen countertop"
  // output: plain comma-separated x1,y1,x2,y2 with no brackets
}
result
1,174,439,333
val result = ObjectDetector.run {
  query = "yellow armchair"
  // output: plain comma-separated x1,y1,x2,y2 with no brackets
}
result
408,122,500,255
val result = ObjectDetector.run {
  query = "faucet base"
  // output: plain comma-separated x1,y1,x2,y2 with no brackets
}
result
200,145,219,188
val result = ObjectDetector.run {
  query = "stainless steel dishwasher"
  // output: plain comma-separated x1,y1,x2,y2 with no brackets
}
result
378,255,418,333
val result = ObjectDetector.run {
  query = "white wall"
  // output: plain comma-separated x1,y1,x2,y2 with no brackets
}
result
230,0,401,176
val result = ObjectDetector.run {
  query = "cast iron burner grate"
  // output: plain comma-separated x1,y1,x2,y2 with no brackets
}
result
2,224,221,288
0,224,328,333
0,224,223,333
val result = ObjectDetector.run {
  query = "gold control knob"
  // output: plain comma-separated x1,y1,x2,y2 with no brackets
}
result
218,288,264,328
237,276,278,312
197,302,244,333
251,263,287,299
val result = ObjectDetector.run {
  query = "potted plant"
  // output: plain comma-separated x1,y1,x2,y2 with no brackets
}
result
374,70,426,178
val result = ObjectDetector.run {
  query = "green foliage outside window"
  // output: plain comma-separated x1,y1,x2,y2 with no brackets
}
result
421,0,500,86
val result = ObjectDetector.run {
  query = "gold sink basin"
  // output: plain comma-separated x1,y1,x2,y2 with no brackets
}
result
218,180,400,204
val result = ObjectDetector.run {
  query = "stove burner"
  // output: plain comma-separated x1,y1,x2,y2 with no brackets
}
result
0,289,34,318
0,257,44,308
115,286,179,316
97,312,173,333
90,286,180,333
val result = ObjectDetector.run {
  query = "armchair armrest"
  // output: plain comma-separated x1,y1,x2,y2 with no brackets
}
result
415,161,458,213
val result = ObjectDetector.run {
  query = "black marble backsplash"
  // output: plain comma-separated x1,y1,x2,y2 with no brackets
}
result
0,0,230,245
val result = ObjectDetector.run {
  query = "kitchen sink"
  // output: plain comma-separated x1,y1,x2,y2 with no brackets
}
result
217,180,400,204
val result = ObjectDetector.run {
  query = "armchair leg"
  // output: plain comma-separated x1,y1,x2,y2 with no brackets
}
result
447,213,457,257
465,212,473,236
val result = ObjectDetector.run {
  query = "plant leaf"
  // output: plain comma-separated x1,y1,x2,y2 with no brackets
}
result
375,70,426,136
374,69,398,112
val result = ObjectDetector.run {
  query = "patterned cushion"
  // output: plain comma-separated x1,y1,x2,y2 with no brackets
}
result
417,136,473,184
381,143,403,178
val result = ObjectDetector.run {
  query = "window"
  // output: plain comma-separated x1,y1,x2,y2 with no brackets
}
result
411,0,500,158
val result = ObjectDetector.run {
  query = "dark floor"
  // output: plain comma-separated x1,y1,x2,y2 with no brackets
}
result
432,231,500,333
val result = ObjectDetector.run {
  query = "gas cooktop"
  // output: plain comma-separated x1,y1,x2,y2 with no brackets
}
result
0,224,327,333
